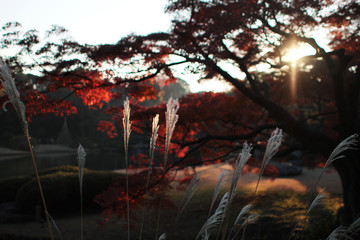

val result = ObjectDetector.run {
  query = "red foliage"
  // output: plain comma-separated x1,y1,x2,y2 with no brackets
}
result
97,120,117,138
94,168,178,228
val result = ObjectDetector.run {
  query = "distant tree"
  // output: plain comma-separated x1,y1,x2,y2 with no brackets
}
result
0,0,359,225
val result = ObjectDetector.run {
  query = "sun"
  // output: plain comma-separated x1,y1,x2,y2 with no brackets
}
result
283,43,316,65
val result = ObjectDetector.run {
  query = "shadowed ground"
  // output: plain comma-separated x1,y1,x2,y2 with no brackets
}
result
0,163,342,239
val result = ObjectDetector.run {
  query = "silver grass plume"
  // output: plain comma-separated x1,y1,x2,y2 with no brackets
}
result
326,134,358,168
203,231,210,240
326,217,360,240
208,169,229,217
226,204,253,240
233,204,252,227
196,192,229,240
77,144,86,240
164,97,179,169
77,144,86,194
306,190,326,215
242,213,258,226
230,142,253,199
122,97,131,240
326,226,347,240
158,233,167,240
139,114,160,240
176,174,200,222
220,143,252,239
150,114,160,167
254,128,282,195
123,97,132,154
314,134,358,190
0,59,28,132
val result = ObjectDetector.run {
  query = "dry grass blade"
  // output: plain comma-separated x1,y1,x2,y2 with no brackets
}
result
164,96,179,169
176,174,200,222
208,169,229,217
196,192,229,240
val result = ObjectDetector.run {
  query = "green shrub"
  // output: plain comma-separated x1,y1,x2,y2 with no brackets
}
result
15,170,122,214
0,175,31,203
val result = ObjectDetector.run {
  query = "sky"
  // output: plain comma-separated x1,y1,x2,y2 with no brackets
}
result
1,0,234,92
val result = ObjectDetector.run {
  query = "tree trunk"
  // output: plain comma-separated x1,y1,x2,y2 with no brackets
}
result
333,147,360,226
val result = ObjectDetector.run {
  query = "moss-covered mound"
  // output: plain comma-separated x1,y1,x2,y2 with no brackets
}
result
0,165,122,214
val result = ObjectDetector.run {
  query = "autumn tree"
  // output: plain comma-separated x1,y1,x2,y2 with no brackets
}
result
1,0,360,225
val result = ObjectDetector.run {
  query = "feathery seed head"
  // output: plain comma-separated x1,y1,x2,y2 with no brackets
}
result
122,97,132,148
164,96,179,169
158,233,167,240
195,192,229,240
77,144,86,191
176,174,200,222
231,142,253,194
326,134,358,168
307,190,327,215
150,114,160,161
208,169,229,216
263,128,282,165
0,59,28,131
234,204,253,226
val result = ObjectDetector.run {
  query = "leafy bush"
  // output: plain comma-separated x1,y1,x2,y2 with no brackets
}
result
14,169,122,214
